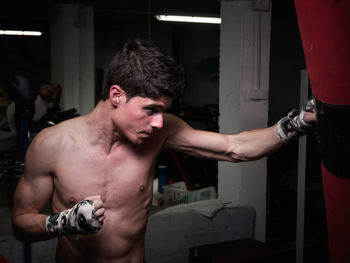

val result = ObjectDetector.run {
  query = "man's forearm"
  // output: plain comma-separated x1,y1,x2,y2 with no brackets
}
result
12,213,53,243
229,126,285,162
227,97,316,162
13,198,104,242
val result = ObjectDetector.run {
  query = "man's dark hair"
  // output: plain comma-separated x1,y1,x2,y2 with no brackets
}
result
101,39,185,101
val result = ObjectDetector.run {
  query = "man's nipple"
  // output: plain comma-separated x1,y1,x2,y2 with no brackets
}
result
68,197,77,205
139,185,145,192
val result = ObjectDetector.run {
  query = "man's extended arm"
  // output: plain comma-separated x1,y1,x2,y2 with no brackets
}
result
163,98,316,162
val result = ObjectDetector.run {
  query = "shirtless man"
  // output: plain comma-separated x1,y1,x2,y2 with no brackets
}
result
12,39,316,263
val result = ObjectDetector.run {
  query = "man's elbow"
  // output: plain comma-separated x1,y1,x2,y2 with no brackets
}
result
226,137,251,162
12,220,28,242
230,149,263,163
230,147,251,162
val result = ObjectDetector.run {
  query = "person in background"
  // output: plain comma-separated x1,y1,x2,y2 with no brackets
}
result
32,83,61,122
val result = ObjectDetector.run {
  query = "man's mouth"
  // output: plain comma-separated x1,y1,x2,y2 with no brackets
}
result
139,131,152,137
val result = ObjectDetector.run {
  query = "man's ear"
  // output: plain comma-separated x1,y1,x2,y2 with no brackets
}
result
109,85,125,107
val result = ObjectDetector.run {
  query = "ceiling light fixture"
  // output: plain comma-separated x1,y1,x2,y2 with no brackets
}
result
0,30,42,36
155,15,221,24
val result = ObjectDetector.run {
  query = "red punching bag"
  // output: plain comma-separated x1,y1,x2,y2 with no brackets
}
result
294,0,350,105
294,1,350,262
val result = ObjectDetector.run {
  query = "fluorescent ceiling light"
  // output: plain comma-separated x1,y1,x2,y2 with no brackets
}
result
0,30,42,36
155,15,221,24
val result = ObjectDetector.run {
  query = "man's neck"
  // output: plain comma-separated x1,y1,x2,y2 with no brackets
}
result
84,101,126,153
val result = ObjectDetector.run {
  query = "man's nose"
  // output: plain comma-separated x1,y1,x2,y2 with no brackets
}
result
150,113,163,129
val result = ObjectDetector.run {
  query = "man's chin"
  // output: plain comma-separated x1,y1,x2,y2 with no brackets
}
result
128,132,152,145
131,136,148,145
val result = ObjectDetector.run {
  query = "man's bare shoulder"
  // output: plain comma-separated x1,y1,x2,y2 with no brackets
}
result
30,116,85,153
163,113,192,134
163,113,187,127
160,113,195,149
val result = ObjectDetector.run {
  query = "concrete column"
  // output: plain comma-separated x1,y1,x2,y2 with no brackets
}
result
50,4,95,115
219,0,271,242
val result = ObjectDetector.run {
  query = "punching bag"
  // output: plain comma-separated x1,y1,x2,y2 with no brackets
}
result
294,1,350,262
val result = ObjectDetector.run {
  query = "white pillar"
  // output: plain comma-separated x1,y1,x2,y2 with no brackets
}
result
50,4,95,115
219,0,271,242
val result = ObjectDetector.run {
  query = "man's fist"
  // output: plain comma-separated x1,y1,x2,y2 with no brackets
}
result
275,97,316,143
46,195,105,236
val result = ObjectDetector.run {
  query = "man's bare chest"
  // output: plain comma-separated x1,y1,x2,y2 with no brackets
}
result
52,144,157,209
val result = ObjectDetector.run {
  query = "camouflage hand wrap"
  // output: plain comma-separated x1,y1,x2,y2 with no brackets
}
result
275,97,316,143
46,199,103,236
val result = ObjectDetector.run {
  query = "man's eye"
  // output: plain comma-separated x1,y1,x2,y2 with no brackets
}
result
145,108,156,115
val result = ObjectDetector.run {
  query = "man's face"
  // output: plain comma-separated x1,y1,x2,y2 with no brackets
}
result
113,95,173,144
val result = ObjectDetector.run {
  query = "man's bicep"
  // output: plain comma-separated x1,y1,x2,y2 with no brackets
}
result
12,160,54,241
164,115,234,160
13,135,55,215
13,173,53,215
